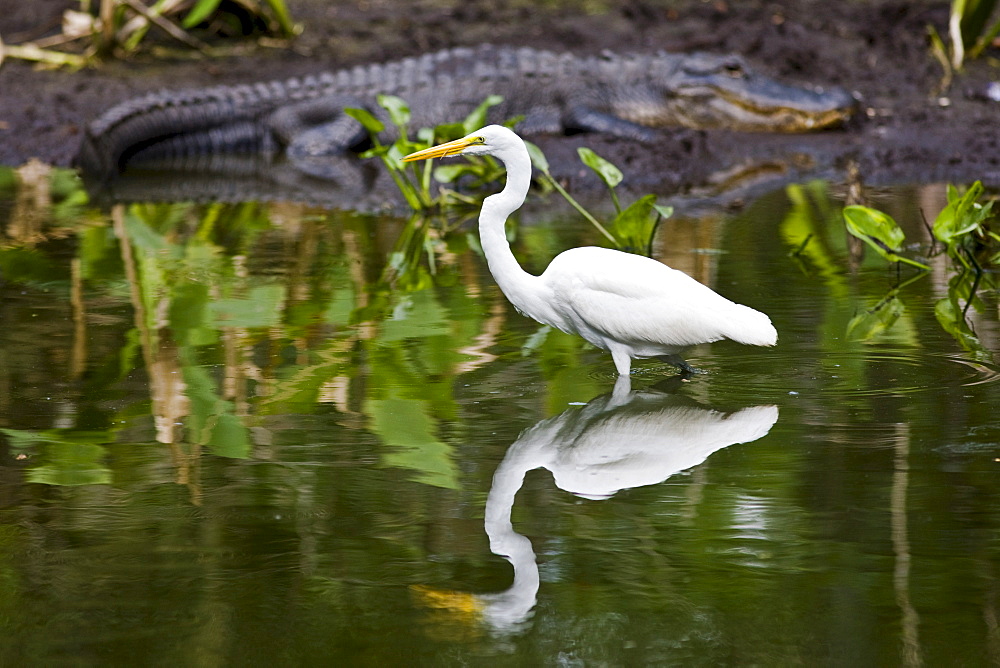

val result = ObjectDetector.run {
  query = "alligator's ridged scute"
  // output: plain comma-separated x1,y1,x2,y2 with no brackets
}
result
78,45,579,173
77,44,857,176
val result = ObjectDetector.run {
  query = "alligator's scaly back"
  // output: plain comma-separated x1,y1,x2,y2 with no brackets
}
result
77,45,856,177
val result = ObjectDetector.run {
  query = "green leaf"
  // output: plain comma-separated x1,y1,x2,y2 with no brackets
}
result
843,205,929,269
344,107,384,135
432,164,469,184
262,0,297,35
385,142,410,166
462,95,504,134
611,195,659,254
844,205,905,249
416,127,435,144
525,141,549,173
957,0,999,49
182,0,223,28
933,181,988,245
578,147,624,189
376,94,411,129
431,121,467,142
653,204,674,220
359,145,390,159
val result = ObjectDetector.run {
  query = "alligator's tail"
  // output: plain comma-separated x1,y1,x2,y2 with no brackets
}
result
75,83,289,177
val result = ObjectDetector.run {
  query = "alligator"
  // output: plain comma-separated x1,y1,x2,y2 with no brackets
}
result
76,45,857,177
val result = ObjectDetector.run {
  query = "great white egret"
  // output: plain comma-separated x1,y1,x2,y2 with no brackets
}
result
402,125,776,376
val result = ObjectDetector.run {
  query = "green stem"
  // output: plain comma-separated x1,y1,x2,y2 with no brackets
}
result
969,18,1000,60
0,41,88,68
608,186,622,216
539,171,617,244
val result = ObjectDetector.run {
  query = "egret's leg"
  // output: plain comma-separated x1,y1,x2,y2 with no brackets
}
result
610,348,632,376
657,354,702,376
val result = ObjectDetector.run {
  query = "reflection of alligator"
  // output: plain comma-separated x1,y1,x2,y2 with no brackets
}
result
76,45,856,177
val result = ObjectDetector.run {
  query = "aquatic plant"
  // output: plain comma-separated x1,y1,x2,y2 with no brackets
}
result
0,0,296,68
842,205,930,270
842,181,998,273
931,181,1000,265
346,94,507,213
948,0,1000,67
354,95,673,254
528,144,674,256
834,181,999,353
928,0,1000,86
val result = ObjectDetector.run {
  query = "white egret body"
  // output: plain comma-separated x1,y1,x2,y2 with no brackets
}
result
403,125,776,375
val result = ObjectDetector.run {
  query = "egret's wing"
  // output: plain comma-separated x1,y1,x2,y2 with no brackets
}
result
544,247,766,347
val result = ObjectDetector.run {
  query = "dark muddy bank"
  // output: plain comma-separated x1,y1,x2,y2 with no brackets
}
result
1,0,999,194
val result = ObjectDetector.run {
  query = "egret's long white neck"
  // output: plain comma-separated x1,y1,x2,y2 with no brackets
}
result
478,141,552,322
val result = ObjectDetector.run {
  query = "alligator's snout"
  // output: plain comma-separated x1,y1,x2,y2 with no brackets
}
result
660,54,859,133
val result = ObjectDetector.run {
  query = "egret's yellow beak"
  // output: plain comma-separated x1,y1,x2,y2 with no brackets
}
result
402,136,479,162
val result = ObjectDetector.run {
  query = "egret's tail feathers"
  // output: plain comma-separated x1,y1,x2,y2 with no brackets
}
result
726,306,777,347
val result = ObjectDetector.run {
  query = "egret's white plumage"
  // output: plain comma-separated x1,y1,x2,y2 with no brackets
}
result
403,125,776,376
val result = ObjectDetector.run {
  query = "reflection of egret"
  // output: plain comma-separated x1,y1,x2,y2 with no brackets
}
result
415,386,778,633
403,125,777,376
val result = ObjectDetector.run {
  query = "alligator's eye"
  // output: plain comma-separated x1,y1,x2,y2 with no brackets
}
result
723,62,745,78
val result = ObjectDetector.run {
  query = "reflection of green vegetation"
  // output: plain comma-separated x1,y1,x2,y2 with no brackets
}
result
2,429,112,486
782,180,849,277
935,272,996,362
0,162,599,464
366,397,458,489
845,273,922,345
781,181,866,341
3,169,1000,664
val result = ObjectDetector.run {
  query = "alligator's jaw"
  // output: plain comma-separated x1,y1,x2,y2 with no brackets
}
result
695,84,857,132
684,93,855,132
621,76,858,133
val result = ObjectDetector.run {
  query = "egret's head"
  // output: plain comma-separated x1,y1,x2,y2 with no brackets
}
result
402,125,520,162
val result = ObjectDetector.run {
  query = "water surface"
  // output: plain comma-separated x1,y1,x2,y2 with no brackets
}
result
0,168,998,665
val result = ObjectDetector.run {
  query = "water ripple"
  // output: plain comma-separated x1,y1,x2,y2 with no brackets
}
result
619,350,1000,401
729,350,999,399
